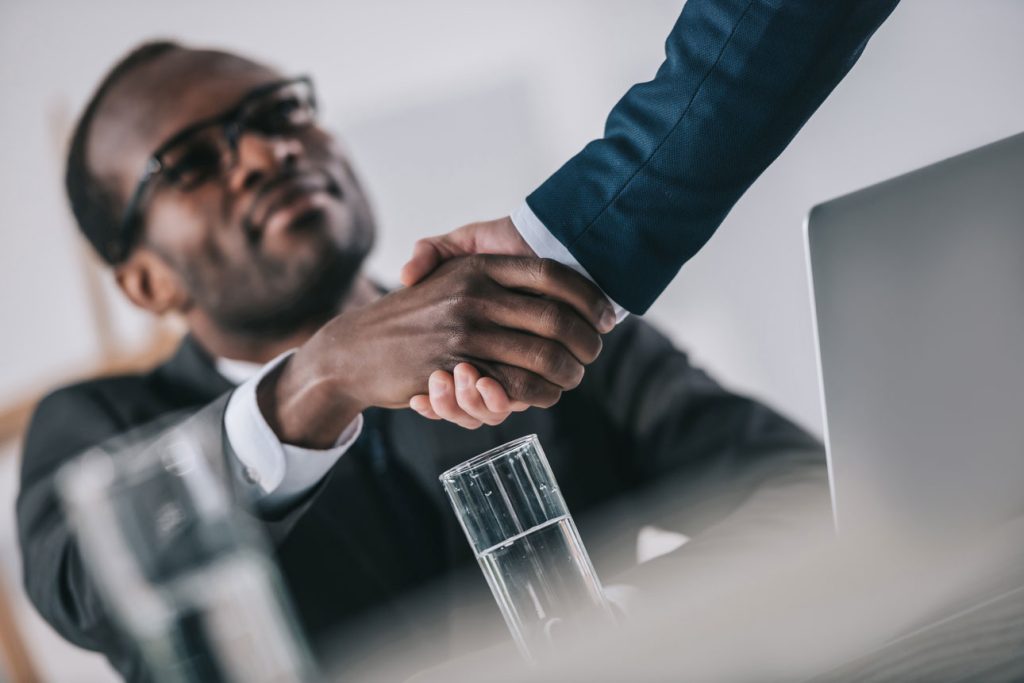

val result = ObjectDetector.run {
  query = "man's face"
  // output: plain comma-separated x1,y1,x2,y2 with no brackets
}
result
89,48,375,335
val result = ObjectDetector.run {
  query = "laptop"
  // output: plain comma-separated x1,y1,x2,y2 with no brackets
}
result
805,131,1024,541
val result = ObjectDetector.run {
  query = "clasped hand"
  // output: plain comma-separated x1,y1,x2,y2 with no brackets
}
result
263,218,612,444
397,217,614,428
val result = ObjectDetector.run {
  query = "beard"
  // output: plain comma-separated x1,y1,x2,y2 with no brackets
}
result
175,208,374,339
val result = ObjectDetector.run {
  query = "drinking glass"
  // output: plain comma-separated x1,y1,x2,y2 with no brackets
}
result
439,434,614,661
58,434,316,682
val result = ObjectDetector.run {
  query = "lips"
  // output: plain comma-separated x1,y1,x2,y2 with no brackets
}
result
244,170,342,238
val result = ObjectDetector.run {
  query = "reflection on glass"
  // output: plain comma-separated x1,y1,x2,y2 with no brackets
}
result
58,434,316,683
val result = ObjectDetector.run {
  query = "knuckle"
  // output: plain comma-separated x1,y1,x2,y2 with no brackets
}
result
530,341,562,377
535,257,557,283
530,341,579,388
538,301,566,337
464,253,488,273
502,369,532,402
483,413,506,427
455,270,490,301
591,299,609,324
433,401,455,419
575,289,604,323
517,256,542,284
445,292,469,316
447,274,472,298
537,387,562,409
555,310,598,362
577,328,602,364
445,291,481,322
564,361,585,389
440,352,464,373
445,324,473,356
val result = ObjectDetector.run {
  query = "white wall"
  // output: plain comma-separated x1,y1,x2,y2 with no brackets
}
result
2,1,1023,678
2,0,1023,428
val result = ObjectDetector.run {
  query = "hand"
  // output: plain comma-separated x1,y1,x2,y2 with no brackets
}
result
259,255,612,445
400,216,614,427
409,361,532,430
399,216,535,287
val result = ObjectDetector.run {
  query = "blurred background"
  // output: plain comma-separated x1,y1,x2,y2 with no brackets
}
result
0,0,1021,679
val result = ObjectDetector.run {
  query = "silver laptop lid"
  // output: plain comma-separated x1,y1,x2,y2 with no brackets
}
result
806,132,1024,539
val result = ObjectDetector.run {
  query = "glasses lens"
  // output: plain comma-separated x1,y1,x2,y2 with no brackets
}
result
150,80,316,195
242,80,317,136
159,126,228,189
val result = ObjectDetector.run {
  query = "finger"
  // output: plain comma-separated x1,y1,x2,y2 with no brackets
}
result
454,363,510,426
476,377,511,413
470,360,564,409
479,256,616,333
409,394,441,420
400,239,444,287
466,329,584,390
428,370,483,429
486,291,603,364
400,223,486,286
478,378,532,414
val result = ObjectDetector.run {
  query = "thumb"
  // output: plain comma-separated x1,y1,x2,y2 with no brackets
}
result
399,223,482,286
400,218,530,287
399,238,445,287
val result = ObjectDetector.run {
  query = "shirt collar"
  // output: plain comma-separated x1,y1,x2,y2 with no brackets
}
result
214,355,266,385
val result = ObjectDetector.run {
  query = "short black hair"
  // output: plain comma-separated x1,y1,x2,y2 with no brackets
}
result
65,40,182,264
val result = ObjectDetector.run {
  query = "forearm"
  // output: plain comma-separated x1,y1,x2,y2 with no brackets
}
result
528,0,900,312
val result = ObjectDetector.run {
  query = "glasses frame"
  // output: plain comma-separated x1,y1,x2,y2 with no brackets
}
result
109,75,317,263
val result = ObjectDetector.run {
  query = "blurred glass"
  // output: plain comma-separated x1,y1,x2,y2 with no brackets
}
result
58,434,317,683
440,434,614,661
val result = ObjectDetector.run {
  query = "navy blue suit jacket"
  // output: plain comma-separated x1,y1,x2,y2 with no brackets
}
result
526,0,900,313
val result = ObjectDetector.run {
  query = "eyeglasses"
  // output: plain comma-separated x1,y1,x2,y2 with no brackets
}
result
109,75,318,263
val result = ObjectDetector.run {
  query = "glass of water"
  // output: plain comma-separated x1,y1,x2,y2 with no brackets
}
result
439,434,614,661
58,434,316,683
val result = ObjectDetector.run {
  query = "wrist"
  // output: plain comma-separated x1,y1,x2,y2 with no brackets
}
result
497,214,536,256
257,346,366,449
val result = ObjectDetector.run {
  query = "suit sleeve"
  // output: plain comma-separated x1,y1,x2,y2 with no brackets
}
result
526,0,900,313
579,319,833,580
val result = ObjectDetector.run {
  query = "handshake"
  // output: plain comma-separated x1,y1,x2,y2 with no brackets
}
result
260,217,616,447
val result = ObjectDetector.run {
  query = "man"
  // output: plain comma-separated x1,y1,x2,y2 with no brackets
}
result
20,30,825,683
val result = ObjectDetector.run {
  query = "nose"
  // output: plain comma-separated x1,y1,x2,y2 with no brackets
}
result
229,133,303,193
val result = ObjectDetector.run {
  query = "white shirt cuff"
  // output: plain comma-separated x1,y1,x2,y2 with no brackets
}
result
224,350,363,510
510,201,628,323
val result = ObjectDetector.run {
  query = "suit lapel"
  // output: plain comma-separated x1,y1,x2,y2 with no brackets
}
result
153,335,235,405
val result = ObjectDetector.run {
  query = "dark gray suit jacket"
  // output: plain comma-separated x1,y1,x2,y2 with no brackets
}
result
17,317,828,680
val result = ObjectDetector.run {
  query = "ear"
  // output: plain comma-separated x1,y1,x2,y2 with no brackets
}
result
114,248,191,316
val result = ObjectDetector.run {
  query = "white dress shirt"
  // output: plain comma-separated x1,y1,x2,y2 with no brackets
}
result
220,352,362,511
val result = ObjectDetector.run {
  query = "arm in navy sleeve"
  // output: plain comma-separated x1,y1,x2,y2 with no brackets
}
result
525,0,900,313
